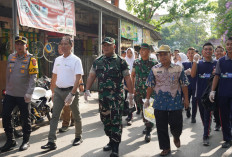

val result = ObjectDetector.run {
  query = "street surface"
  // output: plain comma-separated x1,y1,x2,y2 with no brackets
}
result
0,92,232,157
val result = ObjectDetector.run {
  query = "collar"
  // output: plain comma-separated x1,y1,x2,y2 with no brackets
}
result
103,53,117,59
225,54,232,60
203,57,214,63
62,53,73,59
159,62,175,68
15,51,29,59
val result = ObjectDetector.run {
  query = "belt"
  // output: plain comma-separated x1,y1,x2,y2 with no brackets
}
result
58,86,73,91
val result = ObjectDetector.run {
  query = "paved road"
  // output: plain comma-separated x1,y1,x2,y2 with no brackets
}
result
0,92,232,157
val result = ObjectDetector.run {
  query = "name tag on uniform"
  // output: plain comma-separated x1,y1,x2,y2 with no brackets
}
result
199,73,211,78
221,73,232,78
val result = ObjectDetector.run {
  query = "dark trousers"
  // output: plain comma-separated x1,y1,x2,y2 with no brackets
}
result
188,88,197,119
197,98,212,138
213,102,221,126
219,96,232,142
154,109,183,150
2,94,31,135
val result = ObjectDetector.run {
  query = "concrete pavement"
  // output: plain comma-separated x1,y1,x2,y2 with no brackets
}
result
0,92,232,157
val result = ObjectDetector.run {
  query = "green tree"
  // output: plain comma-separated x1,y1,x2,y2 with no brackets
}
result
125,0,216,31
159,17,210,53
214,0,232,40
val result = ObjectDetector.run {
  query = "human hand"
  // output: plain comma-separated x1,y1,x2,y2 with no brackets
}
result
24,94,32,103
144,98,150,108
193,54,201,63
184,68,191,75
184,99,189,109
64,93,75,106
84,90,91,101
209,91,216,103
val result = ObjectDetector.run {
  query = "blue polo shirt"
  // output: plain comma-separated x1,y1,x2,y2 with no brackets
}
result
182,61,197,90
215,55,232,97
195,58,217,98
146,63,189,111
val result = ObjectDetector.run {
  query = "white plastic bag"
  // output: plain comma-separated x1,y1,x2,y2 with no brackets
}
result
142,98,155,124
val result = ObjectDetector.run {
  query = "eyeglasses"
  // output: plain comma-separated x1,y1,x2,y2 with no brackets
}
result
203,48,213,51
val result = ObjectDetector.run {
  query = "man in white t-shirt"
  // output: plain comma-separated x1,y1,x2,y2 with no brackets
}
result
41,36,84,150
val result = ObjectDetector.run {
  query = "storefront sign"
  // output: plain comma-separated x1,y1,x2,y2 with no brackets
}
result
17,0,76,36
143,29,151,44
121,20,137,41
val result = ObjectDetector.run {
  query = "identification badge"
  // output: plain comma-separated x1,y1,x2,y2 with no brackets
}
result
199,73,211,79
221,73,232,78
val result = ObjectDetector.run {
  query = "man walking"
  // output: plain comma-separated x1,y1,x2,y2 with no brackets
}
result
0,36,38,152
84,37,134,157
41,35,84,150
146,45,189,156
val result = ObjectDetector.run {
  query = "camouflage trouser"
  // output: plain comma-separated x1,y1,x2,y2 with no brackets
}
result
135,87,154,128
99,92,123,143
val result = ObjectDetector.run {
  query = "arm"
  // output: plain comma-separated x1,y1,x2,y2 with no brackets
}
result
79,77,84,92
124,75,133,93
191,62,197,78
181,86,189,109
26,74,37,94
50,73,57,94
211,75,219,91
131,71,136,93
71,74,81,95
146,87,153,99
86,73,97,90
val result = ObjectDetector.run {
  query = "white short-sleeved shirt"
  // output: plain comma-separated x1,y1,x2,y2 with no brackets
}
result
53,53,84,88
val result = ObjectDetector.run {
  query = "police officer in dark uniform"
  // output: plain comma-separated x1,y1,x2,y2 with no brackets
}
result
0,36,38,152
210,37,232,148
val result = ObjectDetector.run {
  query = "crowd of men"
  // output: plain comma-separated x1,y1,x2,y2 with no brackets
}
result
1,35,232,157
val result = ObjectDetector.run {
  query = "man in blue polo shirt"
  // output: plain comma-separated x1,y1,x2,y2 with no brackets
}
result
182,47,197,123
191,42,217,146
210,37,232,148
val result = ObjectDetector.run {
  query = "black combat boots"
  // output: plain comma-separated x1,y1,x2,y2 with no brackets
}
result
19,134,30,151
110,141,119,157
103,138,112,151
0,132,18,152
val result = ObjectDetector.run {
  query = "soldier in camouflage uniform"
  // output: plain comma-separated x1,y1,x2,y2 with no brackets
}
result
84,37,134,157
131,43,158,143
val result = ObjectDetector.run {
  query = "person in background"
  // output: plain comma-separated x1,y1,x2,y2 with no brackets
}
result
0,36,38,152
210,37,232,148
173,49,180,63
182,47,197,122
212,45,225,131
125,47,136,126
121,50,126,58
191,42,217,146
176,52,188,66
145,45,189,156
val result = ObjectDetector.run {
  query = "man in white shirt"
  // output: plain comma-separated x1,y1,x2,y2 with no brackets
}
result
41,35,84,150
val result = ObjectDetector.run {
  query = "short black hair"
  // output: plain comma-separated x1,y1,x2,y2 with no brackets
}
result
188,47,195,51
215,45,224,51
203,42,214,49
174,49,180,52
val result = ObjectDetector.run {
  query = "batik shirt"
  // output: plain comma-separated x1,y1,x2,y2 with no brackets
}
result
146,63,189,111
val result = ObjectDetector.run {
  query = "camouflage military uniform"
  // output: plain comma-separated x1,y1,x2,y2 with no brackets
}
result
91,54,129,143
133,57,157,127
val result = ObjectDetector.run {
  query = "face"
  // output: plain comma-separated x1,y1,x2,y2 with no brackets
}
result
127,49,133,58
177,54,181,61
60,39,72,54
226,40,232,54
58,45,63,55
140,48,150,59
203,45,213,58
15,41,27,54
102,43,115,56
158,52,171,65
215,48,224,59
187,50,195,60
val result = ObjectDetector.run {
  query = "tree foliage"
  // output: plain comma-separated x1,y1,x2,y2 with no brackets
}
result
214,0,232,40
159,17,210,53
125,0,216,31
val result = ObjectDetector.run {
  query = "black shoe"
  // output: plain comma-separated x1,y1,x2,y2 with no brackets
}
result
214,124,221,131
145,133,151,143
19,142,30,151
73,138,83,146
103,143,112,151
203,137,210,146
110,142,119,157
186,107,191,118
222,141,232,148
191,118,196,123
142,128,147,134
41,142,57,150
0,140,17,152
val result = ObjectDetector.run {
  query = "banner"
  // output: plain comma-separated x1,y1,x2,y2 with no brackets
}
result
143,29,151,44
121,20,137,41
17,0,76,36
134,27,142,45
